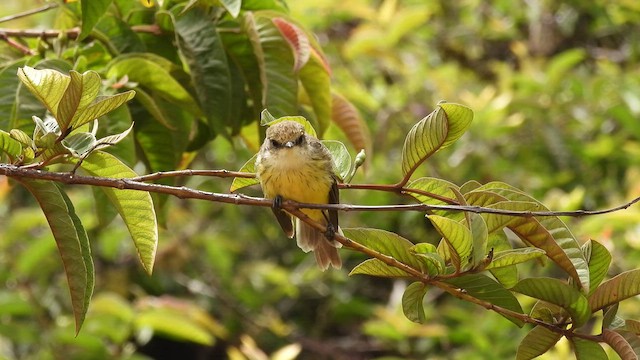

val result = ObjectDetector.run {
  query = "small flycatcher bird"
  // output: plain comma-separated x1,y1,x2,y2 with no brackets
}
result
255,120,342,270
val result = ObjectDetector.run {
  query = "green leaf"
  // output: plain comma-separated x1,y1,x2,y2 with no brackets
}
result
404,177,459,214
221,0,241,17
17,66,71,117
582,240,612,295
589,269,640,312
570,337,609,360
344,228,424,277
106,54,202,116
19,180,93,334
247,11,298,118
350,258,412,278
62,132,97,157
400,102,473,180
80,0,114,40
487,232,519,288
230,153,260,193
427,215,473,270
516,326,562,360
322,140,351,181
444,273,524,327
272,17,310,73
135,309,214,346
261,111,318,138
175,6,232,137
79,151,158,274
299,50,332,135
486,248,546,269
0,60,27,131
469,213,488,267
402,282,428,323
0,130,23,158
512,278,590,327
409,243,445,276
603,303,620,329
57,70,101,133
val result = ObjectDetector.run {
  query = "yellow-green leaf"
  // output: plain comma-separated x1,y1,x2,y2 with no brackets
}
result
230,153,259,193
571,337,608,360
486,248,546,269
516,325,562,360
17,66,70,117
428,215,472,270
79,151,158,274
582,240,612,295
402,281,428,323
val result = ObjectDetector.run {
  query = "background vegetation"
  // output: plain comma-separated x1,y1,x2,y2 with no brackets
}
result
2,0,640,359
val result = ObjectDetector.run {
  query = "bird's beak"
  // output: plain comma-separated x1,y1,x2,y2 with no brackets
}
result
284,141,294,148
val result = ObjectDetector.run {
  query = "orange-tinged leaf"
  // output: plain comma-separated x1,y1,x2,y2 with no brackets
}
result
272,17,311,73
589,269,640,312
603,329,638,360
331,93,371,155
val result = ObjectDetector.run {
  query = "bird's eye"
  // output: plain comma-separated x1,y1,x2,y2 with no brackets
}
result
294,135,305,145
270,139,280,148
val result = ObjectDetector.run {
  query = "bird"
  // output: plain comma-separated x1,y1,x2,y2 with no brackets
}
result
255,120,342,270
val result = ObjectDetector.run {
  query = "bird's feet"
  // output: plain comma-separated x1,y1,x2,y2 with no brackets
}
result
324,222,336,240
273,195,283,210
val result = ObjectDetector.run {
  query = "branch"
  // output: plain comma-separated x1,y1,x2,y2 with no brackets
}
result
1,164,639,218
0,3,58,24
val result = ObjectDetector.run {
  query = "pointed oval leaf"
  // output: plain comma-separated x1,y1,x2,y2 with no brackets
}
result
0,130,23,158
80,0,114,40
343,228,424,274
571,337,608,360
469,213,488,267
79,151,158,274
272,17,311,73
603,329,638,360
230,153,260,193
439,103,473,147
582,240,612,295
427,215,473,270
221,0,241,17
57,70,102,132
402,282,428,323
512,277,590,327
349,258,411,278
516,325,563,360
444,273,524,327
70,91,136,130
19,180,93,333
322,140,351,181
410,243,445,276
589,269,640,312
486,248,546,269
331,92,371,155
17,66,70,117
175,7,232,136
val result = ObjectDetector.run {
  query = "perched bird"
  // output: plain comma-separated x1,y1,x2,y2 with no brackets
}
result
255,121,342,270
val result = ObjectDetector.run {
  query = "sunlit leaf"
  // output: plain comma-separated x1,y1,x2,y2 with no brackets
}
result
230,153,260,193
322,140,351,181
487,231,519,288
410,243,445,276
582,240,612,295
444,273,524,327
512,278,590,327
17,66,70,117
221,0,241,17
603,329,638,360
19,180,93,334
62,132,96,157
516,325,562,360
469,213,488,267
402,282,428,323
0,130,23,158
79,151,158,274
57,70,101,133
349,258,410,278
404,177,459,209
79,0,114,40
70,91,136,130
589,269,640,312
428,215,472,270
486,248,546,269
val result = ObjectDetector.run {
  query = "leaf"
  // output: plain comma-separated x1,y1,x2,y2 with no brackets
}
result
571,337,608,360
322,140,351,181
512,277,590,327
230,153,260,193
246,11,298,118
299,50,332,135
135,309,214,346
175,6,232,137
589,269,640,312
62,132,97,157
106,55,202,116
582,240,612,295
0,60,27,131
409,243,445,276
80,0,114,40
444,273,524,327
427,215,473,270
402,282,428,323
272,17,310,73
70,91,136,130
486,248,546,269
516,325,562,360
94,121,134,151
469,213,488,267
19,180,93,334
17,66,71,117
405,177,459,207
0,130,23,159
487,232,519,288
331,92,371,155
400,102,473,181
261,110,317,138
344,228,424,277
603,329,638,360
221,0,241,17
350,258,412,278
57,70,101,133
79,151,158,274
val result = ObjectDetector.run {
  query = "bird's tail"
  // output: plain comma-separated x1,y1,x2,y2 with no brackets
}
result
296,220,342,271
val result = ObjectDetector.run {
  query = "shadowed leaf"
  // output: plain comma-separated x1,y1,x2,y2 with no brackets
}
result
402,282,428,323
230,153,259,193
17,66,70,117
331,92,371,155
582,240,612,295
516,325,562,360
590,269,640,312
603,329,638,360
571,337,608,360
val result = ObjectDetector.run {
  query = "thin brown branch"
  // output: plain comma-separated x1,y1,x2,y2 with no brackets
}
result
1,164,639,218
0,27,80,39
0,3,58,24
130,169,255,182
0,33,35,55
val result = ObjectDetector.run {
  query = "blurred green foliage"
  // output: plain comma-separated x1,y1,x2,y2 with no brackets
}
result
2,0,640,359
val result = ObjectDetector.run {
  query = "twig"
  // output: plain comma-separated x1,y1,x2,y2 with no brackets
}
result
1,164,639,218
0,3,58,24
130,169,255,182
0,27,80,39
